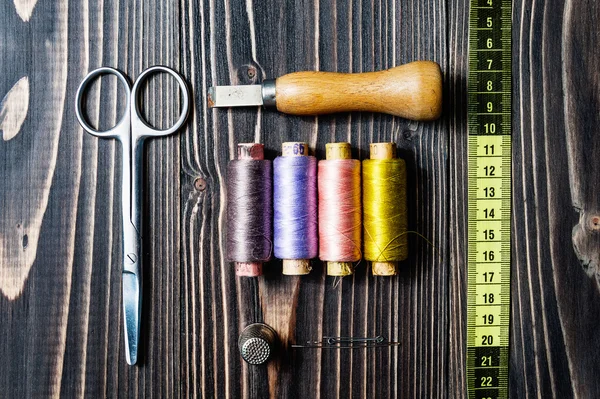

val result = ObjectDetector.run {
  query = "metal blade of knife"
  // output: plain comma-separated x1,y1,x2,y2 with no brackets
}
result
207,85,264,108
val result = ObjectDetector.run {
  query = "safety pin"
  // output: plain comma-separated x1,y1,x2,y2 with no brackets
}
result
291,335,400,349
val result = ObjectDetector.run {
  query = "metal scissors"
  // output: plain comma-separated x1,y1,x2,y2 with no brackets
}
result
75,66,190,365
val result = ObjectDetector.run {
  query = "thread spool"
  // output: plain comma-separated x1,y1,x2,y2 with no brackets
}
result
318,143,362,276
273,142,318,275
226,143,273,277
362,142,408,276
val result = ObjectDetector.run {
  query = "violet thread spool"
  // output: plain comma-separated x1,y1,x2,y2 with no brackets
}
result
226,143,273,277
362,142,408,276
318,142,362,276
273,142,318,275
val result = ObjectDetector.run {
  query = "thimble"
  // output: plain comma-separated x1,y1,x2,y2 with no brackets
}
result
238,323,278,365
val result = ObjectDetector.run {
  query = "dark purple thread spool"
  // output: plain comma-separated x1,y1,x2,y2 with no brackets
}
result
226,143,273,276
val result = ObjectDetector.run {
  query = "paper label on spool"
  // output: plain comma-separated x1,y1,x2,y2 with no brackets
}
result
325,142,351,160
235,262,263,277
369,142,397,160
237,143,265,160
282,142,308,157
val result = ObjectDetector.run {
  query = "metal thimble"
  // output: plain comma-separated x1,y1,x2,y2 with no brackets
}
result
238,323,278,365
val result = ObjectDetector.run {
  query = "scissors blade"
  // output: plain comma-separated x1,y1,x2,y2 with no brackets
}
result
122,271,141,365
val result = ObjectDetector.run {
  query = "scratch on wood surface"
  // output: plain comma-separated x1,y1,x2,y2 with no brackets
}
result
0,76,29,141
13,0,38,22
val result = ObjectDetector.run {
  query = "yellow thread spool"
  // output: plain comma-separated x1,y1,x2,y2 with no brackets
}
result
281,142,312,275
363,142,408,276
321,142,359,276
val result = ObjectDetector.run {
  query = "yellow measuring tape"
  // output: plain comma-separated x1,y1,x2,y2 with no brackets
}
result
467,0,511,397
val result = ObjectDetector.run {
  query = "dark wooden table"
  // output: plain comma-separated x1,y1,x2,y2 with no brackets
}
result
1,0,599,397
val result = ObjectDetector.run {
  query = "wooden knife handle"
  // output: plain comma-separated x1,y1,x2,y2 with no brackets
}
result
274,61,442,121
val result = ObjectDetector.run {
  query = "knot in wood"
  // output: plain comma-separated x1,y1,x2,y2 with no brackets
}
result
194,177,207,191
590,215,600,231
237,64,261,85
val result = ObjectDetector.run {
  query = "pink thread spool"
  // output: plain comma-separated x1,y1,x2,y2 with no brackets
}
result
318,143,362,276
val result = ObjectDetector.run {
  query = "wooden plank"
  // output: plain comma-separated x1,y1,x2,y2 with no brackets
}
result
560,1,600,395
448,0,600,397
0,0,182,396
507,0,600,396
179,0,448,397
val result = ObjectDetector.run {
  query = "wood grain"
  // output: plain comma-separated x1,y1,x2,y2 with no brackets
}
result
0,0,599,397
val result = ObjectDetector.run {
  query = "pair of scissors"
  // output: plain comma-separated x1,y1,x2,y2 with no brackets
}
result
75,66,190,365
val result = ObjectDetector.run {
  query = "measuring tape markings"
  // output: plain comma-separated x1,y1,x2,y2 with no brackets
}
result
467,0,511,398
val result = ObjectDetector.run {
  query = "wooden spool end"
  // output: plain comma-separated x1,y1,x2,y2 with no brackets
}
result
237,143,265,160
327,261,354,276
372,261,398,276
282,259,312,275
325,142,355,277
370,142,398,276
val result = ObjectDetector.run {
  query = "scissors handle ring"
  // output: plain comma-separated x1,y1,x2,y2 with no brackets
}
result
75,67,132,138
130,66,191,137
